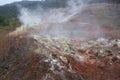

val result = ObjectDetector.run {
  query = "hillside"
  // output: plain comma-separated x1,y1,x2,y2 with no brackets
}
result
0,0,67,29
0,1,120,80
0,0,120,29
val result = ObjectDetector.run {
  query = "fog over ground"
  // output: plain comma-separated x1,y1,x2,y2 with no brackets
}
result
9,0,120,40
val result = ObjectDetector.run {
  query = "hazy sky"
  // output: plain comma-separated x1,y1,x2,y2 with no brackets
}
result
0,0,44,5
0,0,21,5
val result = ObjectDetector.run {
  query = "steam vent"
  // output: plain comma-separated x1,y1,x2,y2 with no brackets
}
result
0,0,120,80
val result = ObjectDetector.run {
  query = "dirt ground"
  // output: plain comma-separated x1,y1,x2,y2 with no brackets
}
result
0,3,120,80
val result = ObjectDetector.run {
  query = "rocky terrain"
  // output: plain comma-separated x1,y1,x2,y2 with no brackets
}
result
0,3,120,80
0,31,120,80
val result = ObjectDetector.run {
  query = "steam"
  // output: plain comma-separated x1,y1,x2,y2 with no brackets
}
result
18,0,85,26
11,0,103,40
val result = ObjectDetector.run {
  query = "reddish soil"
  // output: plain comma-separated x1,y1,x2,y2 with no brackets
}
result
0,3,120,80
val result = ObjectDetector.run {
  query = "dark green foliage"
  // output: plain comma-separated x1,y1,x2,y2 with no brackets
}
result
0,0,67,29
0,3,20,29
0,16,21,29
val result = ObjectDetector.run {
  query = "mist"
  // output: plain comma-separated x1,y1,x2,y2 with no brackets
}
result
18,0,86,25
12,0,103,40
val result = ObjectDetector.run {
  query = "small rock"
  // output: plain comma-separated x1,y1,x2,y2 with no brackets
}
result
111,56,118,62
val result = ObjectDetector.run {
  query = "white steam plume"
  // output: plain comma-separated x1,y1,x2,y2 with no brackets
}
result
18,0,87,26
10,0,103,40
